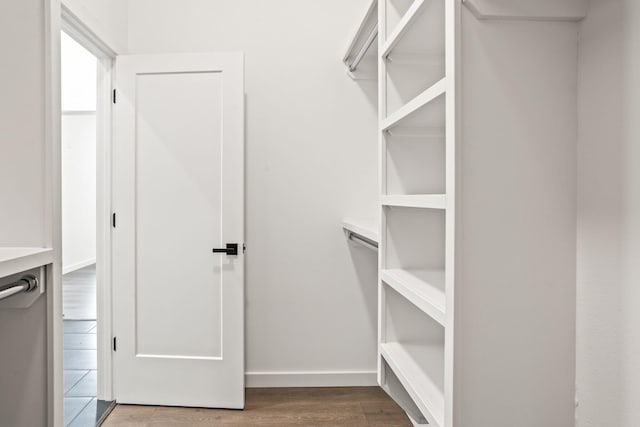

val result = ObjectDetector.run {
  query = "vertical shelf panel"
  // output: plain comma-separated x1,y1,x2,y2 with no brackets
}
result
443,0,458,425
379,1,455,426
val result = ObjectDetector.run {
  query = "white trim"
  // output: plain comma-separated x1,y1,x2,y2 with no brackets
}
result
95,55,115,402
62,258,95,275
60,4,118,58
245,371,378,388
61,110,96,115
60,7,117,407
46,1,63,426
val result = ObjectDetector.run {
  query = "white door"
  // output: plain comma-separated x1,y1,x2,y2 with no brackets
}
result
112,53,244,408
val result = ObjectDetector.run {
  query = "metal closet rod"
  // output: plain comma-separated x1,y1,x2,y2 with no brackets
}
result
0,275,39,302
347,231,379,251
348,27,378,72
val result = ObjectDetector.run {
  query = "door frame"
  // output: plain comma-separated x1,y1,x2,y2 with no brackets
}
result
59,1,117,404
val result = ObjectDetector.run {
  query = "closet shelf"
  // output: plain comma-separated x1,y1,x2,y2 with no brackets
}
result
462,0,588,21
0,247,54,279
381,342,445,427
381,78,446,132
343,223,378,251
386,126,445,139
343,0,378,77
381,269,445,326
380,0,427,59
343,221,378,244
381,195,446,210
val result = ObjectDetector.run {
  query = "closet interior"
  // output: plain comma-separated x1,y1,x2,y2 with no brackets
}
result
343,0,583,425
1,0,631,426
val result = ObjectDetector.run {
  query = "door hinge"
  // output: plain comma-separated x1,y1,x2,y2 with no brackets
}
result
112,213,116,228
112,89,117,104
113,337,117,351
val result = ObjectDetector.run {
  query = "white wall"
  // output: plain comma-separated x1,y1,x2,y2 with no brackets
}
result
62,114,97,272
0,0,47,248
62,32,97,111
0,0,52,425
577,0,640,425
62,0,128,53
61,33,97,273
126,0,379,386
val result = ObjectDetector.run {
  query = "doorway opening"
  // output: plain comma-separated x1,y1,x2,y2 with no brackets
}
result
60,29,114,426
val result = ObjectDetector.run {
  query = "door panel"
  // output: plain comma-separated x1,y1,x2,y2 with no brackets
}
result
113,53,244,408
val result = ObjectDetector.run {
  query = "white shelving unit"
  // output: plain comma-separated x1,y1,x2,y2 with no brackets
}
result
378,0,451,425
344,1,580,424
374,0,581,425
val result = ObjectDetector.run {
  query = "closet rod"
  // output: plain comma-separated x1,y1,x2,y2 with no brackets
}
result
0,275,38,302
346,231,378,251
347,27,378,72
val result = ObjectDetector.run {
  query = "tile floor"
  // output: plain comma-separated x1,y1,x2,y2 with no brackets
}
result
64,320,99,426
63,263,113,426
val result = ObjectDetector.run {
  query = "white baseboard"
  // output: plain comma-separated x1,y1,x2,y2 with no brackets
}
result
63,258,96,275
245,370,378,388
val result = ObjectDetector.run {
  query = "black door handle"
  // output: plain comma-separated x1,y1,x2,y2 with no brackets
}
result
212,243,238,256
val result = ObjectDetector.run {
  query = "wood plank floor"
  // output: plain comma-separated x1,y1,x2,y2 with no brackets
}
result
63,264,96,320
101,387,411,426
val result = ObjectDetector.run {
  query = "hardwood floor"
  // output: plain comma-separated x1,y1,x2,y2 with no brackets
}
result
101,387,411,426
63,264,97,320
